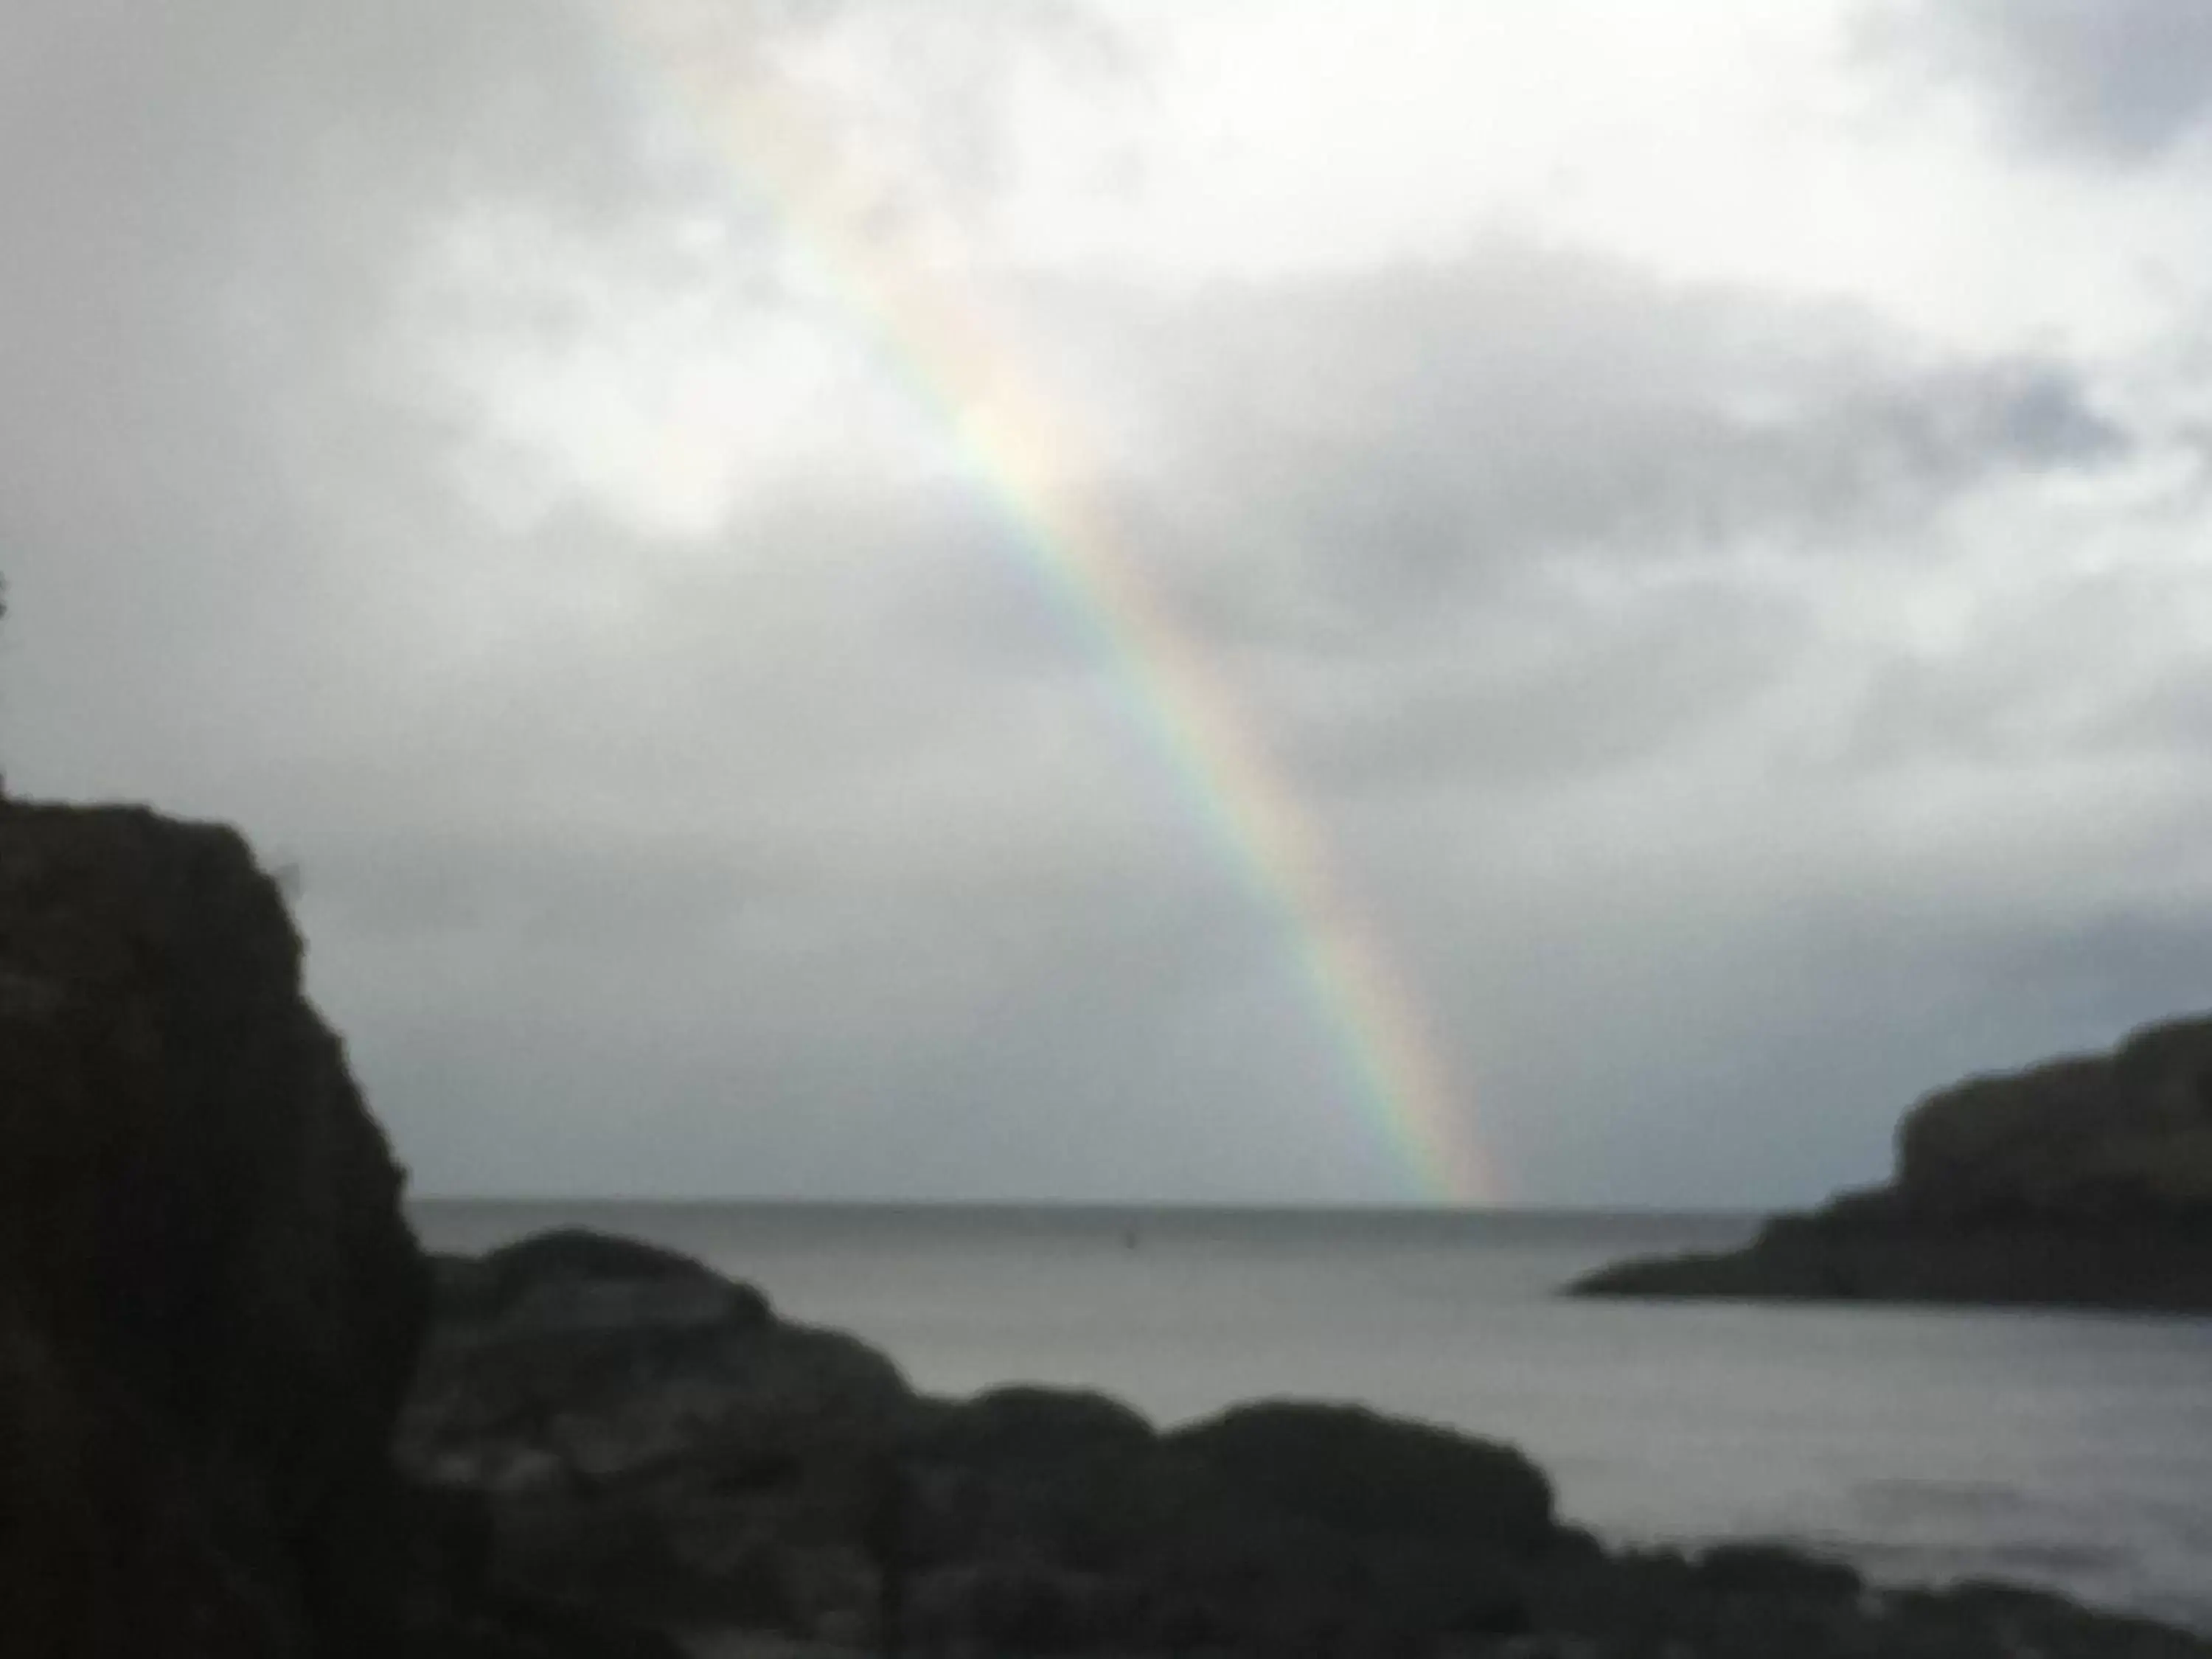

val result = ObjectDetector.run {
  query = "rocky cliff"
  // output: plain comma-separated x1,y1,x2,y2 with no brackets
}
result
0,801,672,1658
1576,1013,2212,1311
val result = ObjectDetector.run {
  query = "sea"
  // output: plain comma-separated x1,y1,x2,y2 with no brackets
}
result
411,1202,2212,1633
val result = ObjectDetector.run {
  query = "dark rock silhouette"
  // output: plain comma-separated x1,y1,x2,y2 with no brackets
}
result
1896,1016,2212,1222
433,1229,773,1333
1168,1399,1554,1551
1576,1012,2212,1311
0,801,675,1658
0,803,428,1656
408,1227,2212,1658
402,1239,1565,1654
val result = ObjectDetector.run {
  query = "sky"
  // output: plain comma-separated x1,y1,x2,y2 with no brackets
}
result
6,1,2212,1207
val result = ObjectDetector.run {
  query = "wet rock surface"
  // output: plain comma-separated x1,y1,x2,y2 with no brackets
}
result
1576,1012,2212,1312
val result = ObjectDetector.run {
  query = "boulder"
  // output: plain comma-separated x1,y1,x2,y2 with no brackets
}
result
402,1227,916,1633
455,1231,773,1333
404,1256,908,1492
1166,1399,1556,1553
905,1385,1155,1470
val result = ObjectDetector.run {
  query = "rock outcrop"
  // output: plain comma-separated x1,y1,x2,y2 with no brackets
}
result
406,1229,2212,1659
402,1234,1569,1653
1896,1016,2212,1224
0,803,434,1655
0,801,674,1658
1576,1013,2212,1312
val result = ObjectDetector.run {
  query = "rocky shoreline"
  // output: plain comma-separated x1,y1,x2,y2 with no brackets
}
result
1574,1015,2212,1312
4,796,2209,1658
406,1225,2212,1659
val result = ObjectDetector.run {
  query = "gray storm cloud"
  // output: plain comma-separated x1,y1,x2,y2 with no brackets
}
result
1058,248,2127,635
1887,0,2212,160
6,0,2212,1206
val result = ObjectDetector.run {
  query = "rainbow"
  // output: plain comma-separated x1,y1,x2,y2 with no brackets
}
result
611,7,1499,1204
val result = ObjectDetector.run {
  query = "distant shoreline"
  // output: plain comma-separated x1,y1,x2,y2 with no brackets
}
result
1575,1013,2212,1317
409,1194,1772,1225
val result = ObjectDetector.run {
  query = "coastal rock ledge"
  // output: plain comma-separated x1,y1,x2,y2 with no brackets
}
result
1576,1014,2212,1312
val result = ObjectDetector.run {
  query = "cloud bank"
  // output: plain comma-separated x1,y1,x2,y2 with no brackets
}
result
7,0,2212,1205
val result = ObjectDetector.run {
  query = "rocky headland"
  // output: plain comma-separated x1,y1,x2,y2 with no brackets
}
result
3,796,2208,1658
1574,1015,2212,1312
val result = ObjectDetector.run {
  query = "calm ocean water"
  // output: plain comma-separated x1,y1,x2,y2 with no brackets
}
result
412,1202,2212,1632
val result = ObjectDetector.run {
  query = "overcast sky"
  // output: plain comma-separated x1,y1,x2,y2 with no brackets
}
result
7,1,2212,1206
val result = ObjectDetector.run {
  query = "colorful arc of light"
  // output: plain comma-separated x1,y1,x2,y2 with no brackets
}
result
618,13,1500,1203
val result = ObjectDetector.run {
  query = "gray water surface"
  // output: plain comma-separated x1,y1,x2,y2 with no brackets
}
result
414,1201,2212,1631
